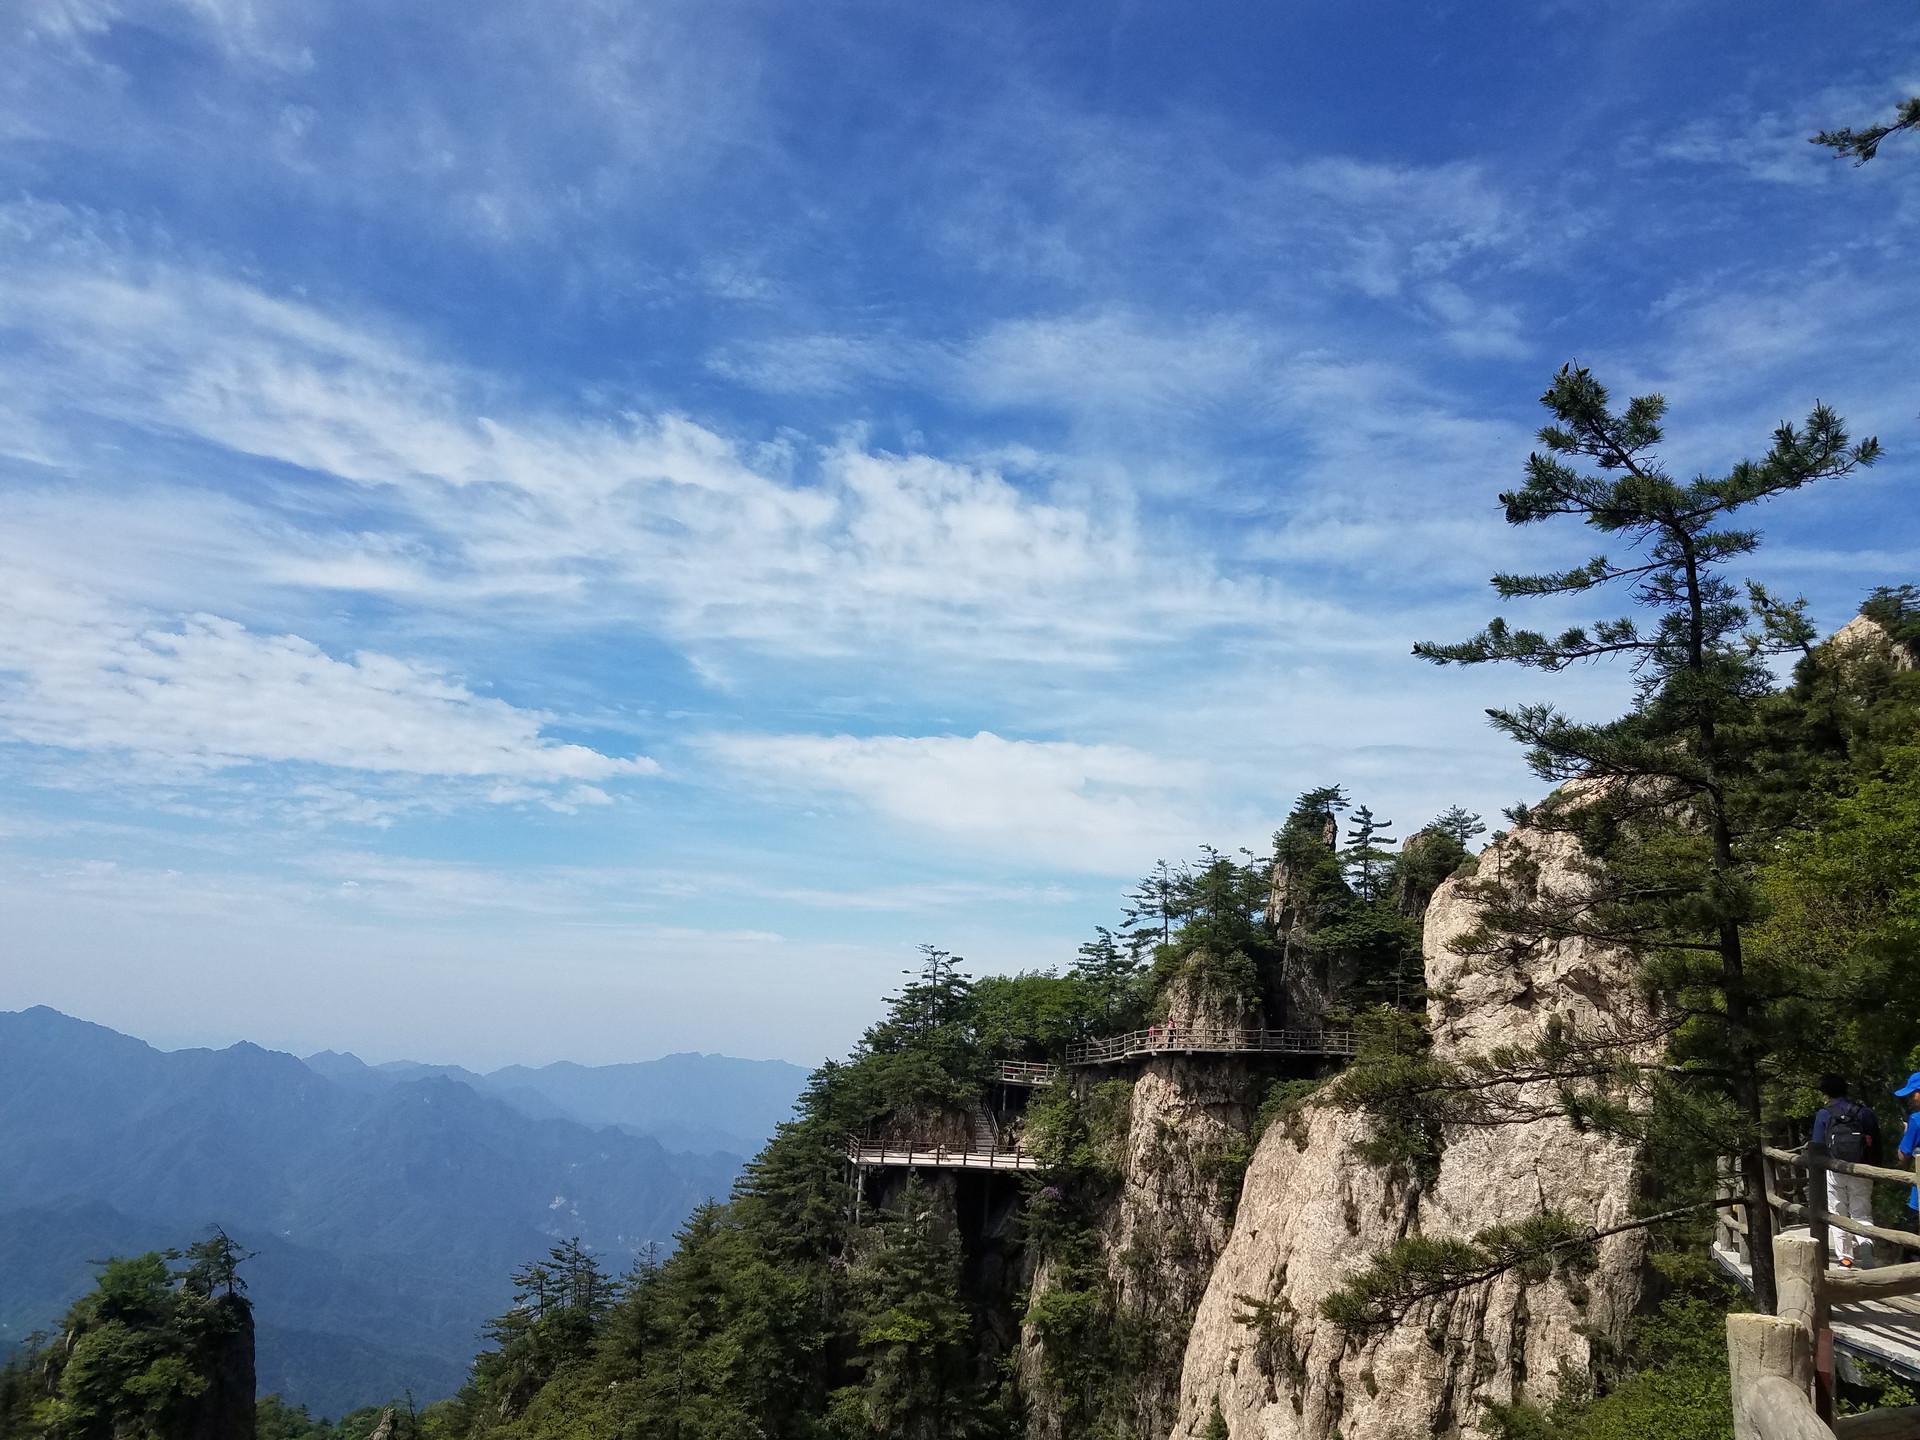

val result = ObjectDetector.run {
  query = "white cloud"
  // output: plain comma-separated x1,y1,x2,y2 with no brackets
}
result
957,308,1271,417
701,730,1214,874
0,574,655,796
0,237,1319,673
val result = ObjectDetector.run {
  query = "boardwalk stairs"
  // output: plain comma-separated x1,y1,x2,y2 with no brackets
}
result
970,1103,998,1154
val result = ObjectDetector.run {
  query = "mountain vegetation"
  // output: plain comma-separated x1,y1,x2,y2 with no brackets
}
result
1314,374,1919,1431
2,1234,256,1440
333,807,1457,1440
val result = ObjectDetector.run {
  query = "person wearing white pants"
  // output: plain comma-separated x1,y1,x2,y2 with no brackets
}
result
1813,1075,1882,1268
1827,1169,1875,1267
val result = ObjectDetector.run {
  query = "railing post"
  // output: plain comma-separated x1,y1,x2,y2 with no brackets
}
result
1776,1231,1831,1422
1805,1142,1832,1268
1802,1143,1836,1421
1726,1312,1811,1440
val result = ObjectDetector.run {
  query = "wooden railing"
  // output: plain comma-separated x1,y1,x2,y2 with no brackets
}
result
1722,1144,1920,1438
845,1137,1040,1172
1727,1230,1920,1440
995,1059,1061,1086
1064,1024,1356,1066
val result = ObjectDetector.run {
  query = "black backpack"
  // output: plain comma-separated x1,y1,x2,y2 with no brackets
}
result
1827,1099,1870,1164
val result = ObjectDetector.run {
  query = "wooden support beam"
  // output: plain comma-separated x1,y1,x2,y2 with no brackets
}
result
1777,1232,1834,1424
1776,1232,1822,1343
1828,1261,1920,1301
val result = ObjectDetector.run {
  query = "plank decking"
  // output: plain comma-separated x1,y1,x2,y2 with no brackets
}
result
1712,1234,1920,1381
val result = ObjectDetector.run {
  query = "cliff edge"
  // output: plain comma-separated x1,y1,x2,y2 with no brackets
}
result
1172,812,1653,1439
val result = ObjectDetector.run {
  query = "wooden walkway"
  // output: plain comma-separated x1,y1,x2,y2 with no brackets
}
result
845,1139,1040,1172
1063,1025,1355,1067
1712,1234,1920,1381
868,1027,1357,1178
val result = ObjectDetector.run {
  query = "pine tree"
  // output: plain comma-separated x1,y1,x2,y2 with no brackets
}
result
833,1182,978,1439
1339,806,1396,903
1430,806,1486,849
1071,927,1145,1029
1813,93,1920,163
1121,860,1188,955
883,945,972,1039
1406,363,1880,1309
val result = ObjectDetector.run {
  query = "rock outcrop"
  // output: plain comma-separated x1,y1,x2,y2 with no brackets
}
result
1830,613,1916,671
1103,1057,1263,1438
1020,953,1269,1440
1170,814,1653,1439
186,1292,257,1440
1267,807,1342,1023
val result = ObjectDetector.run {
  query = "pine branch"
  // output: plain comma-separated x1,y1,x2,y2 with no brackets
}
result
1322,1199,1729,1333
1812,95,1920,164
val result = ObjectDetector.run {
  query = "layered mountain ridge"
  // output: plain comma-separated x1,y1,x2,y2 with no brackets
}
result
0,1008,806,1418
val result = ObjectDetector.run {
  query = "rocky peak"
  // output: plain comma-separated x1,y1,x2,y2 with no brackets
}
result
1829,612,1916,671
1173,807,1652,1439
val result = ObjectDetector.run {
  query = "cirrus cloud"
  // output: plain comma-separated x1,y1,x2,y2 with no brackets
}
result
0,574,655,802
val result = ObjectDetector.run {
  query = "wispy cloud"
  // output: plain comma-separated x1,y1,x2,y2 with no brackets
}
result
700,730,1215,875
0,229,1327,677
0,573,654,804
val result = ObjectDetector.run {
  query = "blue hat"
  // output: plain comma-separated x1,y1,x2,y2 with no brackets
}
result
1897,1073,1920,1098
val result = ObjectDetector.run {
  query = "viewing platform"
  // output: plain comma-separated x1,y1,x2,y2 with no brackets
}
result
1064,1024,1356,1067
845,1138,1040,1172
995,1059,1061,1086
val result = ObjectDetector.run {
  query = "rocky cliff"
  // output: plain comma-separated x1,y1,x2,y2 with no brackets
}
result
1168,814,1652,1439
1018,950,1290,1440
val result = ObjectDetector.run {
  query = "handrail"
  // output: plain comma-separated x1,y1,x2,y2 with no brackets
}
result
995,1060,1061,1085
1718,1144,1920,1426
1063,1025,1356,1066
1764,1144,1919,1189
845,1136,1040,1172
1744,1145,1920,1256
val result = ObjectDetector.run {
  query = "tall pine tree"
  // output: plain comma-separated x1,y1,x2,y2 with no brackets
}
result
1407,363,1880,1308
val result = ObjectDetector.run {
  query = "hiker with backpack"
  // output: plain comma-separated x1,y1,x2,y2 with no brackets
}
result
1812,1074,1880,1267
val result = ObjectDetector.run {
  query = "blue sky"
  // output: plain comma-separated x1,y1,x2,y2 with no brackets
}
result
1,0,1915,1068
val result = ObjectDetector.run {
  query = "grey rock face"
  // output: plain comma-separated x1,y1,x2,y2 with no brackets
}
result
1172,815,1653,1439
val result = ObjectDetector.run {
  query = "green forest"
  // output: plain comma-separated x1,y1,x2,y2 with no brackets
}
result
7,382,1919,1440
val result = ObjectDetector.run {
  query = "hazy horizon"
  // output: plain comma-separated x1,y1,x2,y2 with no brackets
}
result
2,1003,816,1075
2,1,1914,1066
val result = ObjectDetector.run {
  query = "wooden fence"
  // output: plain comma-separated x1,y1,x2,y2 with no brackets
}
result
1063,1024,1356,1066
1724,1143,1920,1438
995,1059,1061,1086
845,1138,1040,1172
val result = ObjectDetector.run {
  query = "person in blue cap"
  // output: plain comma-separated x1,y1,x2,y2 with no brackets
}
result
1895,1072,1920,1215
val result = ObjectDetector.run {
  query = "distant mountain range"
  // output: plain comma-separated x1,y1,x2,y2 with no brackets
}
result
0,1007,810,1418
301,1046,808,1158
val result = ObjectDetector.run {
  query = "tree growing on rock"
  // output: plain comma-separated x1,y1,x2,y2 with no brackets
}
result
1333,364,1880,1315
1339,806,1396,904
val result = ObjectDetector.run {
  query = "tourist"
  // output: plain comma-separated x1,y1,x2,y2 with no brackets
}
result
1897,1073,1920,1222
1811,1074,1879,1267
